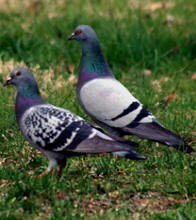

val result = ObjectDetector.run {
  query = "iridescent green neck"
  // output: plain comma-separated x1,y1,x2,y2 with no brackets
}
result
18,81,40,99
80,39,113,77
15,81,44,124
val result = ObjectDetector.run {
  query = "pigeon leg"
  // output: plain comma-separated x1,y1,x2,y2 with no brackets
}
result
56,162,67,177
102,152,106,157
38,159,57,178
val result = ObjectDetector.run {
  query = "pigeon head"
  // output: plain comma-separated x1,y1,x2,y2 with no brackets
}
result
3,67,40,98
68,25,114,82
68,25,98,42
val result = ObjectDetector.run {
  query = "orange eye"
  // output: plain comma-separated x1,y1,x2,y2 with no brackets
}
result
76,29,82,35
16,71,21,76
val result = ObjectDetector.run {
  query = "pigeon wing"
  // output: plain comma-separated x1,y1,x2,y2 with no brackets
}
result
20,104,136,154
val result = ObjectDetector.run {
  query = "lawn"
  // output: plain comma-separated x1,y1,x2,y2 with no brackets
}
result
0,0,195,219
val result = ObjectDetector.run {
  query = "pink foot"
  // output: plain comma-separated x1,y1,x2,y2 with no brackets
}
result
56,164,66,177
102,153,106,157
38,170,51,178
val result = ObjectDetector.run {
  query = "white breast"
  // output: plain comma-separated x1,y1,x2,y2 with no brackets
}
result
80,78,142,127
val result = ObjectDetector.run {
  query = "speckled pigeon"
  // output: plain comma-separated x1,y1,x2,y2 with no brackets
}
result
68,25,195,153
3,67,145,177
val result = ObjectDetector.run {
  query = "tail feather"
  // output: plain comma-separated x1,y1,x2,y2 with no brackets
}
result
70,135,146,161
92,124,139,148
123,121,195,153
107,135,139,148
114,151,146,160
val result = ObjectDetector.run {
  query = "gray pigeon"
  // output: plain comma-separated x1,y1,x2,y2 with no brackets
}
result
3,67,145,177
68,25,195,153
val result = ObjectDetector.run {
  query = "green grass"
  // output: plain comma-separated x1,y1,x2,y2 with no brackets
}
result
0,0,196,219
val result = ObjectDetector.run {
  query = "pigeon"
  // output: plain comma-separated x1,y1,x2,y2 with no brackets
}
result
3,67,145,177
68,25,195,153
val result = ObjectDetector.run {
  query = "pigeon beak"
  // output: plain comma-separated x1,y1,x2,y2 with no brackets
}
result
68,32,75,40
3,77,12,87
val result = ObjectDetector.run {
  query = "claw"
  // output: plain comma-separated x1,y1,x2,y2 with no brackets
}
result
38,169,51,178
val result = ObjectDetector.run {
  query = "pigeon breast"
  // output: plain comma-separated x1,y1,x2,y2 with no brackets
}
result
80,78,154,127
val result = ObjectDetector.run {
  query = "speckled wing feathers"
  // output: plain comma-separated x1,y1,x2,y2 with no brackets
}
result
21,104,96,152
20,104,137,154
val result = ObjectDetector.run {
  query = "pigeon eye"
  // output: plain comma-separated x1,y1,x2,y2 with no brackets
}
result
75,29,82,35
16,71,22,77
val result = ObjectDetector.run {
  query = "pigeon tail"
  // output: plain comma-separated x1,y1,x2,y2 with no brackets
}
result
114,151,146,160
124,121,195,153
92,125,139,148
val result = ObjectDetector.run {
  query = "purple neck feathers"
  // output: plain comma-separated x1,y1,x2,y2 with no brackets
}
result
15,93,45,124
